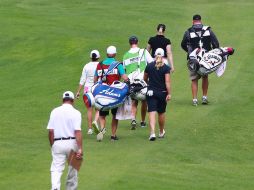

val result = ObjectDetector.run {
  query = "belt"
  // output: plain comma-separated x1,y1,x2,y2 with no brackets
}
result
54,137,76,141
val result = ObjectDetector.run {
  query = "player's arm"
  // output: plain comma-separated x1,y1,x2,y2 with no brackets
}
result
118,63,129,82
210,29,220,49
75,130,83,159
181,31,190,53
76,66,86,98
74,112,82,159
166,44,175,73
165,73,171,101
48,129,54,147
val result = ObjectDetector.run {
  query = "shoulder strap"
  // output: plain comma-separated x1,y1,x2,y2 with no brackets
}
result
99,61,105,76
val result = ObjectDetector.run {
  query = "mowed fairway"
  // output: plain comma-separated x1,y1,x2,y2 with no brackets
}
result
0,0,254,189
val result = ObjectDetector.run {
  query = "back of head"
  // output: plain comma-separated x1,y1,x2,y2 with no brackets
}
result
155,48,165,57
155,53,164,70
157,24,166,33
192,14,202,24
129,36,138,45
90,50,100,61
107,45,117,57
63,91,74,103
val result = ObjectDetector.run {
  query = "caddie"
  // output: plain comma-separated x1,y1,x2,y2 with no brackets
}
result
123,36,154,130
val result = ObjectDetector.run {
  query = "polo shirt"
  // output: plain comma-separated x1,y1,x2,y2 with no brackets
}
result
47,104,82,138
148,35,171,58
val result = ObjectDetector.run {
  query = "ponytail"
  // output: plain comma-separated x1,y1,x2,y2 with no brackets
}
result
155,55,164,70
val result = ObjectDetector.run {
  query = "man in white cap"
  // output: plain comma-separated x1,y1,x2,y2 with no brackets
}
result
123,36,154,130
94,46,129,141
47,91,83,190
76,50,100,135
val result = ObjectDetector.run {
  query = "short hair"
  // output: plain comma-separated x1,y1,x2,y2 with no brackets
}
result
129,36,138,45
193,14,201,21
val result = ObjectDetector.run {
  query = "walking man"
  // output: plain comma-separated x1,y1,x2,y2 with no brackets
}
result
123,36,153,129
47,91,83,190
94,46,129,141
181,14,219,106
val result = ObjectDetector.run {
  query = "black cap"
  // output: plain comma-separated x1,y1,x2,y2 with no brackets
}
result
193,14,201,20
129,36,138,44
157,24,166,32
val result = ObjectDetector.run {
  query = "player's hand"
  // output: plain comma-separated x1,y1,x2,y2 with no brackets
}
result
76,92,80,99
166,94,171,102
76,148,83,159
170,66,175,73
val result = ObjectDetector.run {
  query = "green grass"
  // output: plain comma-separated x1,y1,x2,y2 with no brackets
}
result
0,0,254,189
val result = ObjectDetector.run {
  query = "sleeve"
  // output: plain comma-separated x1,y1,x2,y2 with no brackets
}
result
181,31,190,52
79,65,87,85
166,38,171,45
164,65,171,74
148,37,153,45
144,49,154,64
209,29,220,49
117,63,126,76
47,110,55,130
73,111,82,131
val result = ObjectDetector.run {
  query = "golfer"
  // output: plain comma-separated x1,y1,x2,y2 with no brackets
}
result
144,49,171,141
123,36,153,130
76,50,100,135
181,14,219,106
94,46,129,141
147,24,175,72
47,91,82,190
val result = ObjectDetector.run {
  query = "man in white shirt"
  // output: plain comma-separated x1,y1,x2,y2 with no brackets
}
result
76,50,100,135
47,91,82,190
123,36,154,129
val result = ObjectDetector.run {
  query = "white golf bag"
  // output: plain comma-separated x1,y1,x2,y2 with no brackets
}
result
188,47,234,76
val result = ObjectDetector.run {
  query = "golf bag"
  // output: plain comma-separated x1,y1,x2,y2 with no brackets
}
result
129,79,147,101
188,47,234,76
83,61,129,111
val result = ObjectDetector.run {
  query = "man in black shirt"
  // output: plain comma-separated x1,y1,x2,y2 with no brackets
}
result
147,24,175,72
181,14,219,106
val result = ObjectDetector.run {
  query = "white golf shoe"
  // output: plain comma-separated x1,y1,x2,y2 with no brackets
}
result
159,130,165,138
149,133,156,141
87,128,93,135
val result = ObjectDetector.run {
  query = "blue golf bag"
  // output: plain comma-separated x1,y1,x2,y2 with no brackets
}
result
83,61,129,111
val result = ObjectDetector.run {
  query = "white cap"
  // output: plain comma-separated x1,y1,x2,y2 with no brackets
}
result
155,48,165,57
107,46,117,54
90,50,100,59
63,91,74,100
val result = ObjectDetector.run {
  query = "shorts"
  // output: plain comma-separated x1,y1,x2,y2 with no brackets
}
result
146,90,167,113
99,107,118,116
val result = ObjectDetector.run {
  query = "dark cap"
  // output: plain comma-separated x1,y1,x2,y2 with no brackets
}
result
193,14,201,20
129,36,138,44
157,24,166,32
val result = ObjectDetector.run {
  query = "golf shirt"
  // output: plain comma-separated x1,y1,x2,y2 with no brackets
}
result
148,35,171,58
145,61,170,92
79,61,99,89
95,58,125,85
47,104,82,138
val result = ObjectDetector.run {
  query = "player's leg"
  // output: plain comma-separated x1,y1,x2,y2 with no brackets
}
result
87,107,93,134
202,75,209,104
130,99,138,130
140,100,147,127
50,143,66,190
111,108,119,140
